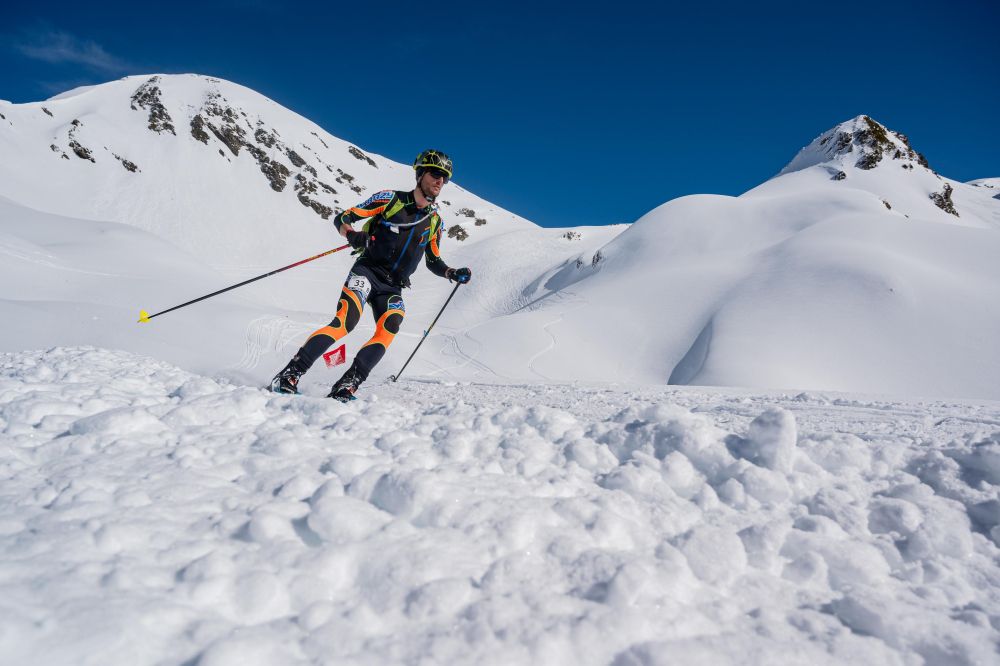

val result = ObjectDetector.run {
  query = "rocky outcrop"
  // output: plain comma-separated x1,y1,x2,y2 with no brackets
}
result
67,119,95,163
201,93,246,156
294,174,333,218
190,115,210,144
783,115,933,176
853,116,892,169
69,141,94,162
187,90,346,213
254,127,277,148
447,225,469,241
456,207,486,225
930,183,959,217
245,144,290,192
130,77,176,135
348,146,377,168
113,153,139,172
335,169,364,194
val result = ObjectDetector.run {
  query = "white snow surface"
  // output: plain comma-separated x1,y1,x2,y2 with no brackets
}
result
2,82,999,398
2,347,999,665
2,77,1000,664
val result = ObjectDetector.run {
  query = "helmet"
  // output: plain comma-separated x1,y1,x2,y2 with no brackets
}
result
414,149,453,180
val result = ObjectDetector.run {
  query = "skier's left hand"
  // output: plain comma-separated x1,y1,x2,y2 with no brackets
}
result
346,230,368,250
447,267,472,284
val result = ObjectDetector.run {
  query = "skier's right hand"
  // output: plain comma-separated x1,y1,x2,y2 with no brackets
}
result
346,230,368,250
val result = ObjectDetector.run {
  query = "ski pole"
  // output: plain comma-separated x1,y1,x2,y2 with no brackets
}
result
390,282,462,382
138,244,350,323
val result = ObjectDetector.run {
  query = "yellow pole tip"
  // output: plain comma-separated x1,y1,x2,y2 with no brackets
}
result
138,310,150,323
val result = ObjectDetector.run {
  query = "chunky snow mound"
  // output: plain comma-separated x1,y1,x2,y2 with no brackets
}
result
2,347,999,665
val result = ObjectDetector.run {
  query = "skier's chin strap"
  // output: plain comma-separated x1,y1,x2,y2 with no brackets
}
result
418,178,437,204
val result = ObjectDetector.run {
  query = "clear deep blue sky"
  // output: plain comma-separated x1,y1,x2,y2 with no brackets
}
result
2,0,997,228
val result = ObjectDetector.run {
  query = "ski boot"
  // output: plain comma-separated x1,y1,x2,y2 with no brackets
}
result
269,358,306,394
328,368,363,403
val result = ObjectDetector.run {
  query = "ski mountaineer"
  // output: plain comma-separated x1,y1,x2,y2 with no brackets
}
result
269,149,472,402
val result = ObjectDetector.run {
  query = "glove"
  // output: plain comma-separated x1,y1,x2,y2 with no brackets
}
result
446,267,472,284
346,230,368,250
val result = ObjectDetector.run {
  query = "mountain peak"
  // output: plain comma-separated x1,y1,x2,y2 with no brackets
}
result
0,73,534,270
779,115,931,176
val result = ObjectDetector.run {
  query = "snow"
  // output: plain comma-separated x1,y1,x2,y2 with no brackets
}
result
2,347,999,665
1,75,1000,663
2,76,998,398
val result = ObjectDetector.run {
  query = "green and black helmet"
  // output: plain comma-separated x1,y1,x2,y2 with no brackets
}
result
414,149,453,180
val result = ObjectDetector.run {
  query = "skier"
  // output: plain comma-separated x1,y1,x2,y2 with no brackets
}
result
269,149,472,401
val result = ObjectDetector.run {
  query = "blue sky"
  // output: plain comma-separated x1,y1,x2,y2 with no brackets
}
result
2,0,997,228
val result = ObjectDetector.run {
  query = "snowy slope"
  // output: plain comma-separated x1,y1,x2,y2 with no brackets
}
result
0,74,531,264
2,80,999,401
411,116,1000,399
2,79,1000,666
0,74,538,320
0,75,618,386
0,193,311,373
2,348,999,665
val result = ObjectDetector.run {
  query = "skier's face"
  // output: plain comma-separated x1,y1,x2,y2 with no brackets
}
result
420,169,447,198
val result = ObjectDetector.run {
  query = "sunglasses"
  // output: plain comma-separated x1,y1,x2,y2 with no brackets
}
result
424,167,450,182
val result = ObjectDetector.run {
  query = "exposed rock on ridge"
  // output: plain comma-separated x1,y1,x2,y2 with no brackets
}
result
130,77,176,136
780,115,931,176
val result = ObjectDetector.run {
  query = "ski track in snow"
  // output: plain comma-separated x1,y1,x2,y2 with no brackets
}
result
526,313,565,382
431,330,502,380
2,347,1000,666
234,316,313,372
524,291,587,382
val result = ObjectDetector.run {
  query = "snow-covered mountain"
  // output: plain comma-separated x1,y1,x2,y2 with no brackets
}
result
2,78,1000,665
0,74,532,269
0,74,613,374
776,114,999,227
1,77,999,400
449,115,1000,398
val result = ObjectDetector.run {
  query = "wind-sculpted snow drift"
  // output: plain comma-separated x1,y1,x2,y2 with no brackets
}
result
2,348,999,665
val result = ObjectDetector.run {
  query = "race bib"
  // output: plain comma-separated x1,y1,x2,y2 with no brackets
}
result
346,272,372,304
